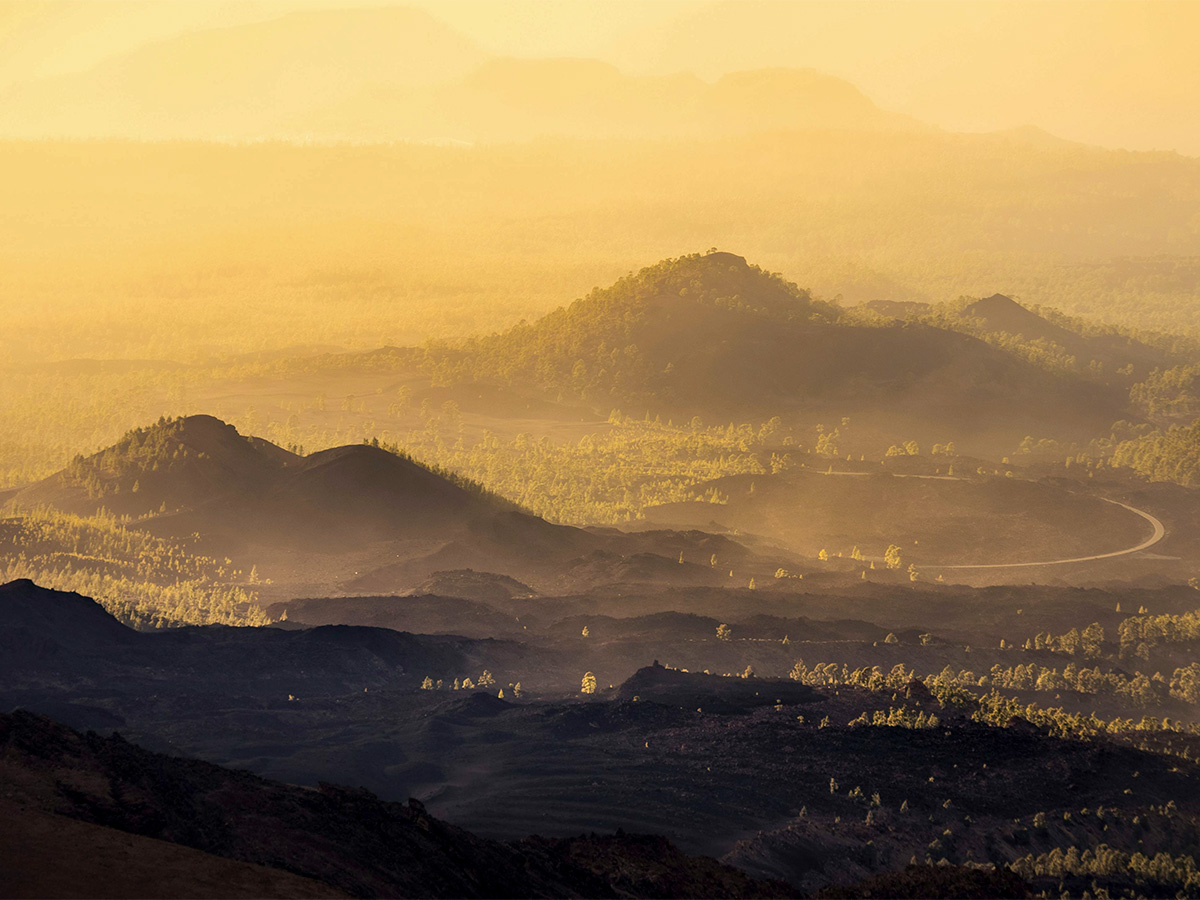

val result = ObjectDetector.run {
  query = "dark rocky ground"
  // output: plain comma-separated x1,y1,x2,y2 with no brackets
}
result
5,577,1200,897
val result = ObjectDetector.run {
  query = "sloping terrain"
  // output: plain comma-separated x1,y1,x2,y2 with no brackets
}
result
6,576,1200,896
0,710,792,899
429,252,1130,454
0,579,535,699
5,415,789,596
0,802,345,900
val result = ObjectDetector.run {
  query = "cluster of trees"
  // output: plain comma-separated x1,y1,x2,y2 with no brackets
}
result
929,661,1200,708
1116,607,1200,655
1015,606,1200,665
848,707,940,729
1010,844,1200,893
1130,363,1200,420
786,655,1200,739
971,691,1199,744
0,507,267,627
419,671,502,692
1019,622,1105,657
789,660,916,691
371,413,784,525
1110,419,1200,487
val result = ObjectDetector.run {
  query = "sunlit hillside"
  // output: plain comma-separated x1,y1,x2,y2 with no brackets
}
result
1,127,1198,367
7,5,1200,898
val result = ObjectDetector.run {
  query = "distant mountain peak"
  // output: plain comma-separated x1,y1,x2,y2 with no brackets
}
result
959,293,1068,343
973,293,1026,312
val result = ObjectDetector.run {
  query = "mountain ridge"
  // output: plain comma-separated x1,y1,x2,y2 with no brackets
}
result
423,251,1131,453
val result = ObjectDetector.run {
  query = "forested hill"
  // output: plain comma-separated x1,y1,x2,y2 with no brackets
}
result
423,251,838,408
7,415,510,534
420,251,1129,449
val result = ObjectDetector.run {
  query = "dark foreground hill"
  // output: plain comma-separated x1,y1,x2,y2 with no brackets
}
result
422,252,1130,454
7,578,1200,896
0,579,538,700
0,709,794,899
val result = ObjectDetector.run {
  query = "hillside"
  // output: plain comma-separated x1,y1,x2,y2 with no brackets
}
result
956,294,1172,378
0,578,534,699
0,709,792,898
427,251,1131,453
8,415,503,540
4,417,791,598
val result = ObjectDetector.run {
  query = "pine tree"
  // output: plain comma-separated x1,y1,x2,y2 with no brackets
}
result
884,544,903,569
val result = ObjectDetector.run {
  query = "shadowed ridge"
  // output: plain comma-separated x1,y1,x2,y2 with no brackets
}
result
616,663,816,712
293,443,484,521
0,579,133,648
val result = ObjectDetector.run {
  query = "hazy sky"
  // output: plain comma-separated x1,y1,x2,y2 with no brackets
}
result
2,0,1198,153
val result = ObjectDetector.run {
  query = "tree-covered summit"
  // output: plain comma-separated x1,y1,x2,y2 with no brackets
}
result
422,250,839,406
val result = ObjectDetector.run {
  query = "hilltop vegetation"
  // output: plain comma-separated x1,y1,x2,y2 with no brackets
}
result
0,508,267,627
422,251,838,407
415,252,1128,453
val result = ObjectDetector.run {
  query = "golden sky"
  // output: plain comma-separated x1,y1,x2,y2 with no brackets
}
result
1,0,1198,154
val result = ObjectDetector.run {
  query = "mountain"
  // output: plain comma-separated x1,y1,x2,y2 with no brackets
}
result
292,61,927,143
6,418,788,594
0,2,926,145
9,415,506,543
0,709,793,898
957,293,1168,376
0,6,487,140
600,0,1200,156
960,294,1073,345
428,251,1131,454
12,414,291,519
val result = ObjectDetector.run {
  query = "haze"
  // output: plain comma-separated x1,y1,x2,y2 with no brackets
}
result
4,3,1200,898
3,0,1199,153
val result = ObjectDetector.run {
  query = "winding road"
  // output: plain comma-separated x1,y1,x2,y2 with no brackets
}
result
806,469,1169,571
922,498,1166,571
